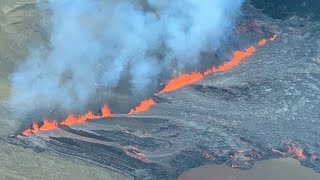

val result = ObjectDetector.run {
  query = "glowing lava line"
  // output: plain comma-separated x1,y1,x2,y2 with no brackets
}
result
272,144,306,160
22,105,112,136
21,35,277,136
129,98,156,114
159,46,257,94
204,46,256,76
258,38,267,46
160,71,204,93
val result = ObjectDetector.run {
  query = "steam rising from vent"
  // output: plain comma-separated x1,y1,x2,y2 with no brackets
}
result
10,0,243,117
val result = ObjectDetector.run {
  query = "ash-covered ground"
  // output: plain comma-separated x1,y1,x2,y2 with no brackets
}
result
3,0,320,179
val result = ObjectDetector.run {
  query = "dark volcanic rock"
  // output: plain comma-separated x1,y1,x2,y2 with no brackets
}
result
9,3,320,180
250,0,320,21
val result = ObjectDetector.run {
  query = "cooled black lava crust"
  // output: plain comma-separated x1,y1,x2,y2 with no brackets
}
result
7,2,320,180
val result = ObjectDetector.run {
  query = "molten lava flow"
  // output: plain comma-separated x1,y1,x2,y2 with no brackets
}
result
288,145,306,160
258,38,267,46
78,111,98,122
61,114,79,126
129,98,156,114
101,104,112,117
22,121,40,136
22,129,32,136
22,120,58,136
159,71,204,93
21,36,277,136
60,112,95,126
272,144,306,161
40,119,59,131
204,46,256,75
270,34,278,41
23,104,112,136
61,105,111,126
33,121,40,130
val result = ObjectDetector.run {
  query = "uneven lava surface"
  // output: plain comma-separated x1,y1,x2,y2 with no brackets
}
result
5,2,320,180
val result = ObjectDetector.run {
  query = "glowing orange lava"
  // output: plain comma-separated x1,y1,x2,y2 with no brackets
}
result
204,46,256,75
22,120,58,136
258,38,267,46
101,104,112,117
40,119,59,131
288,145,306,160
61,105,111,126
272,144,306,161
159,71,204,93
270,34,278,41
21,35,276,136
129,98,156,114
61,114,79,126
22,121,40,136
23,105,112,135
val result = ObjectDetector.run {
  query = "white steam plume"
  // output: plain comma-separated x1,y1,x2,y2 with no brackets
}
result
10,0,243,116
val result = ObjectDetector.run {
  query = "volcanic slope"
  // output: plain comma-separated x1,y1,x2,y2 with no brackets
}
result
12,14,320,179
7,1,320,179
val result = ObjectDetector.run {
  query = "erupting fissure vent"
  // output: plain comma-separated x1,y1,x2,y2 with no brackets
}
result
21,36,277,136
129,98,156,114
22,105,112,136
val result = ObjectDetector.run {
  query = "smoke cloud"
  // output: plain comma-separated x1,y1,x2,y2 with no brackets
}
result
10,0,243,117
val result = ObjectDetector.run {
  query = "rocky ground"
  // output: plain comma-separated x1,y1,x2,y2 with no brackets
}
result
0,1,130,179
1,0,320,180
